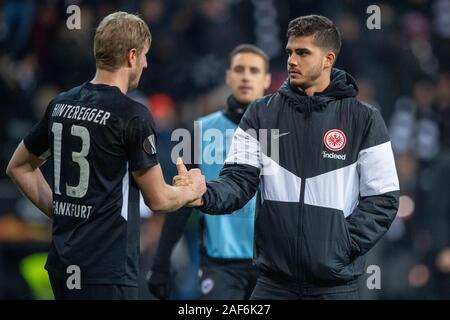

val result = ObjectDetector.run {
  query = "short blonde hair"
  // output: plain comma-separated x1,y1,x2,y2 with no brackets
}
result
94,12,151,71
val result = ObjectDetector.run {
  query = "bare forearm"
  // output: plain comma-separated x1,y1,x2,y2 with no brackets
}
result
134,162,205,214
152,184,195,214
9,168,53,219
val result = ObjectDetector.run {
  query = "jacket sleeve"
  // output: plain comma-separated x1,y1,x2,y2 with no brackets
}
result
200,102,262,214
346,108,400,256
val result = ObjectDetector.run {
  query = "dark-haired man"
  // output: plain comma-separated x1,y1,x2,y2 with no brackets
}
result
176,15,400,300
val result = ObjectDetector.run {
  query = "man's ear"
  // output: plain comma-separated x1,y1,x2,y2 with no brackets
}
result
127,48,138,67
324,51,336,69
225,69,231,87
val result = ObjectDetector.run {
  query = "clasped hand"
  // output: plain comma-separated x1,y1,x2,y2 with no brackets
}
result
173,158,205,207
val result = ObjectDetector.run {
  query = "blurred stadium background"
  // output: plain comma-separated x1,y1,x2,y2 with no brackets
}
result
0,0,449,299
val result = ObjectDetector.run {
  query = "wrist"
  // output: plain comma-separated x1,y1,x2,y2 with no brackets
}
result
196,195,205,208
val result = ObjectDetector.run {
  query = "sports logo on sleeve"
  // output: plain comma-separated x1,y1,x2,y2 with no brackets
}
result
323,129,346,152
200,277,214,295
143,134,157,155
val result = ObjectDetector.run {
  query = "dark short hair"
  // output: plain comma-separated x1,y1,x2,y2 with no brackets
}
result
287,15,341,57
229,44,270,72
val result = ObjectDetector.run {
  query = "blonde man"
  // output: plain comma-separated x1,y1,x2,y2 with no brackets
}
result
6,12,205,300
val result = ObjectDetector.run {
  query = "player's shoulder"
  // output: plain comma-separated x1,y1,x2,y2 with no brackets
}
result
122,96,150,117
97,86,150,117
242,94,274,118
57,82,149,114
351,99,381,119
107,90,152,122
252,94,273,108
53,83,86,102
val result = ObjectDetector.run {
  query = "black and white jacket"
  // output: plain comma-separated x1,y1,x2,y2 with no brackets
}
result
200,68,400,287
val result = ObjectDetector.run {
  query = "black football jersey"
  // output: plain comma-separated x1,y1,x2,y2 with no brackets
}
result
24,82,158,286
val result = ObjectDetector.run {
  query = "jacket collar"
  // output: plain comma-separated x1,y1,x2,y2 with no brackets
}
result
278,68,359,116
223,95,248,125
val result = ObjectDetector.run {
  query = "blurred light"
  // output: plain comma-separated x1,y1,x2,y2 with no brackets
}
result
397,195,415,220
436,248,450,273
408,264,430,288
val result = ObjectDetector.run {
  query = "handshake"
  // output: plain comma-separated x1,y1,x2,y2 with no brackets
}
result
175,157,206,207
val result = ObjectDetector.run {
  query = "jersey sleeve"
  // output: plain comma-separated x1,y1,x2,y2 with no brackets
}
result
23,101,53,160
125,108,159,172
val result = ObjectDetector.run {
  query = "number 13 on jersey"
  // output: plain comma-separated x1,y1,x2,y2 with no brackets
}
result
52,122,90,198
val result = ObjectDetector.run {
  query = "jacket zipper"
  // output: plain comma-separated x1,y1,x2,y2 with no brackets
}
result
297,111,308,284
298,178,306,283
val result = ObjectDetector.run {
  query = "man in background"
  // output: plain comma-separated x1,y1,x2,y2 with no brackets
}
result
148,44,271,300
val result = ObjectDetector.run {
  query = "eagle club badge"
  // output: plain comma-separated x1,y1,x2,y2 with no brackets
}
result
143,134,157,155
323,129,347,152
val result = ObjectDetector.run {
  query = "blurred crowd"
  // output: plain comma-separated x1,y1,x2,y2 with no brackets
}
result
0,0,449,299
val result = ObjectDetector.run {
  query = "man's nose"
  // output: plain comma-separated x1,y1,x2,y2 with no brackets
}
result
288,55,298,66
242,69,251,81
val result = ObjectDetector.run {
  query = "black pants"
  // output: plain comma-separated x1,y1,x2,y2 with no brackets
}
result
198,262,259,300
250,273,359,300
48,272,138,300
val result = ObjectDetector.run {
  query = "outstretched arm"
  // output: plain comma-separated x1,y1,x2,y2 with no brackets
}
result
175,122,262,214
176,102,263,214
133,160,205,214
